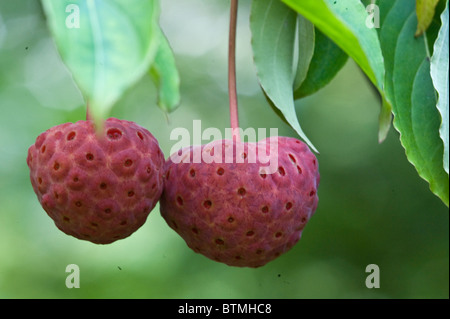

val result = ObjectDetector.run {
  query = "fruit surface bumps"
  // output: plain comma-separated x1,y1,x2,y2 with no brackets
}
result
27,118,165,244
160,137,319,267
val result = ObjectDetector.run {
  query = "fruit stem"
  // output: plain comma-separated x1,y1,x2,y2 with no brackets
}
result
86,101,92,121
228,0,240,142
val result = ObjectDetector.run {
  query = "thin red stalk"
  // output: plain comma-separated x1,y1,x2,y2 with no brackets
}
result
228,0,240,142
86,101,92,121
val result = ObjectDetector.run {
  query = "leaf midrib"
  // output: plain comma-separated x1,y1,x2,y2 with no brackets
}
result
86,0,107,100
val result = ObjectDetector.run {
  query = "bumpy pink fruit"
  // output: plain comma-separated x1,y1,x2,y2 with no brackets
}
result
27,118,165,244
160,137,319,267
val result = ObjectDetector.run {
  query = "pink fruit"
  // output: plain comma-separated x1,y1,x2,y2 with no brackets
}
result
27,118,165,244
160,137,319,267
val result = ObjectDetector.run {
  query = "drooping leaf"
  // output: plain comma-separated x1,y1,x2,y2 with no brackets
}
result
250,0,317,152
377,0,416,144
150,28,181,114
282,0,391,142
430,0,449,174
379,0,415,120
293,15,315,91
380,0,449,206
415,0,440,37
294,28,348,99
41,0,160,125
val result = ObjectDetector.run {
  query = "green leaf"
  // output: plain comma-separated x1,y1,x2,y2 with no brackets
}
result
294,28,348,99
410,60,448,205
415,0,440,37
41,0,160,125
381,0,449,206
430,0,449,174
282,0,385,92
250,0,317,152
282,0,391,142
379,0,415,116
293,15,315,90
150,28,181,114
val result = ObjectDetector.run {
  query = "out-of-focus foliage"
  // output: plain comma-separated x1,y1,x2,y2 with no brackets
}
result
41,0,161,126
0,0,448,299
150,27,181,114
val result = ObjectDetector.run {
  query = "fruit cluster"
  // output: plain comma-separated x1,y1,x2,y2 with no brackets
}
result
27,118,319,267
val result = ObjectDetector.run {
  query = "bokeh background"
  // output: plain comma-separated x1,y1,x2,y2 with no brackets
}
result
0,0,448,299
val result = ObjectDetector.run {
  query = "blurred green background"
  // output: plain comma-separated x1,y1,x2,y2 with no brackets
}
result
0,0,448,299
